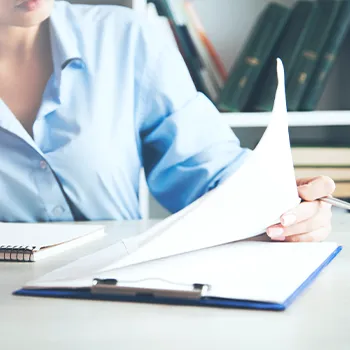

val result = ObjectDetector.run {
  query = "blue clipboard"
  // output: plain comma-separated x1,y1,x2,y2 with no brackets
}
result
13,246,342,311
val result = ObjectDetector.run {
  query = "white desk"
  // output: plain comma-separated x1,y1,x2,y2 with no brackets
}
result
1,210,350,350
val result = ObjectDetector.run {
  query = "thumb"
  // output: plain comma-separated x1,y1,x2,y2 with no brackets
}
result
297,176,336,201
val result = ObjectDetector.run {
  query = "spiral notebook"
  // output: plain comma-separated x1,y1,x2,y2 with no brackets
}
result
0,223,105,262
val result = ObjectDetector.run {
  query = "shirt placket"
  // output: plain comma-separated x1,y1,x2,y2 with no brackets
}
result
0,98,74,222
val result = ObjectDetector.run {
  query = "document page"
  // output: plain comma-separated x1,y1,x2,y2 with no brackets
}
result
107,59,301,269
96,240,338,304
25,238,338,306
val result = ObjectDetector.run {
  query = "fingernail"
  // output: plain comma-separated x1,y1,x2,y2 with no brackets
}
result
267,227,284,238
281,214,296,227
272,236,286,241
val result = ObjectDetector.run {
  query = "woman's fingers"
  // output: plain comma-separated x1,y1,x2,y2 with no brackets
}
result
282,208,332,237
280,201,324,228
297,175,336,201
267,201,332,241
284,225,332,243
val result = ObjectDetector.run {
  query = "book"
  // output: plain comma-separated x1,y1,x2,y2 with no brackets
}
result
291,147,350,167
252,1,316,111
0,223,105,262
167,0,219,101
13,60,341,311
216,3,290,112
300,0,350,111
333,182,350,198
182,0,227,88
286,1,340,111
148,0,214,100
294,167,350,181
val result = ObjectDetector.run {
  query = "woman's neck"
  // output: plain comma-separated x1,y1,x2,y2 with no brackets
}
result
0,21,50,65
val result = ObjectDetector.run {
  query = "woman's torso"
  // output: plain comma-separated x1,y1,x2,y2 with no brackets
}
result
0,2,155,222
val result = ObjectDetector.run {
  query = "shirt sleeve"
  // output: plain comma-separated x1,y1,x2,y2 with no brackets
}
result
137,30,251,214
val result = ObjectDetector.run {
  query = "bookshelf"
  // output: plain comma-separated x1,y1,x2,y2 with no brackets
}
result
224,111,350,128
63,0,350,219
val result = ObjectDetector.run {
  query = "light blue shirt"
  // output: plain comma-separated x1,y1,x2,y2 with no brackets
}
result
0,1,249,222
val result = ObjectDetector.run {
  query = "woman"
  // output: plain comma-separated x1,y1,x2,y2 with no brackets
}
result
0,0,334,241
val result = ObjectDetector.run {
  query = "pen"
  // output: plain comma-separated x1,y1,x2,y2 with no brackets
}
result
320,196,350,211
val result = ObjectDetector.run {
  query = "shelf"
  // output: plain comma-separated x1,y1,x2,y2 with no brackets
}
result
223,111,350,128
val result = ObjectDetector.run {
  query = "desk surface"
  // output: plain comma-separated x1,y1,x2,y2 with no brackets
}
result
1,210,350,350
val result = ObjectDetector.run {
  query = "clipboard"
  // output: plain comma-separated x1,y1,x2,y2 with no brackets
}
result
14,245,342,311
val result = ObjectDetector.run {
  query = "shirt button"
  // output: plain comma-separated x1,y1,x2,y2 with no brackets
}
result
52,206,65,217
40,160,47,170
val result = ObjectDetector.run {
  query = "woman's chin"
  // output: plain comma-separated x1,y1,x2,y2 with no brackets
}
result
11,0,53,27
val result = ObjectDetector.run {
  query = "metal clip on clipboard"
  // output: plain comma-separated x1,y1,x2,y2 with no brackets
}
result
91,278,210,300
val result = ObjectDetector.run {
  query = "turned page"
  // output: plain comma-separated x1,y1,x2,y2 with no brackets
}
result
106,59,301,270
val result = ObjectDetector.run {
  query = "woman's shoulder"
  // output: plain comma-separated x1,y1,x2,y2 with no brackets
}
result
53,1,168,59
54,1,152,34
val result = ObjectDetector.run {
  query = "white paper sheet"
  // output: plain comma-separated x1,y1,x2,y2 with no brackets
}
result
102,59,300,270
92,240,338,304
25,238,338,305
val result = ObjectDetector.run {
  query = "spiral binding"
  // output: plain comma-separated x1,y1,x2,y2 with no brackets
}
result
0,245,35,262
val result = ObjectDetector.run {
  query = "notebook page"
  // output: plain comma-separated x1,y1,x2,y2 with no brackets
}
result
0,223,104,248
102,58,300,270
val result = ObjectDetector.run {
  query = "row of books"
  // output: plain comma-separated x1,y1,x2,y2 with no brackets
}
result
292,146,350,199
219,0,350,113
147,0,350,113
147,0,228,102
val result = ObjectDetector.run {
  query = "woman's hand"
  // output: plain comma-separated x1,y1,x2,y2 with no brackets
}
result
267,176,336,242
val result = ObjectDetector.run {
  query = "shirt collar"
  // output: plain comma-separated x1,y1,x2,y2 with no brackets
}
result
49,3,87,84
